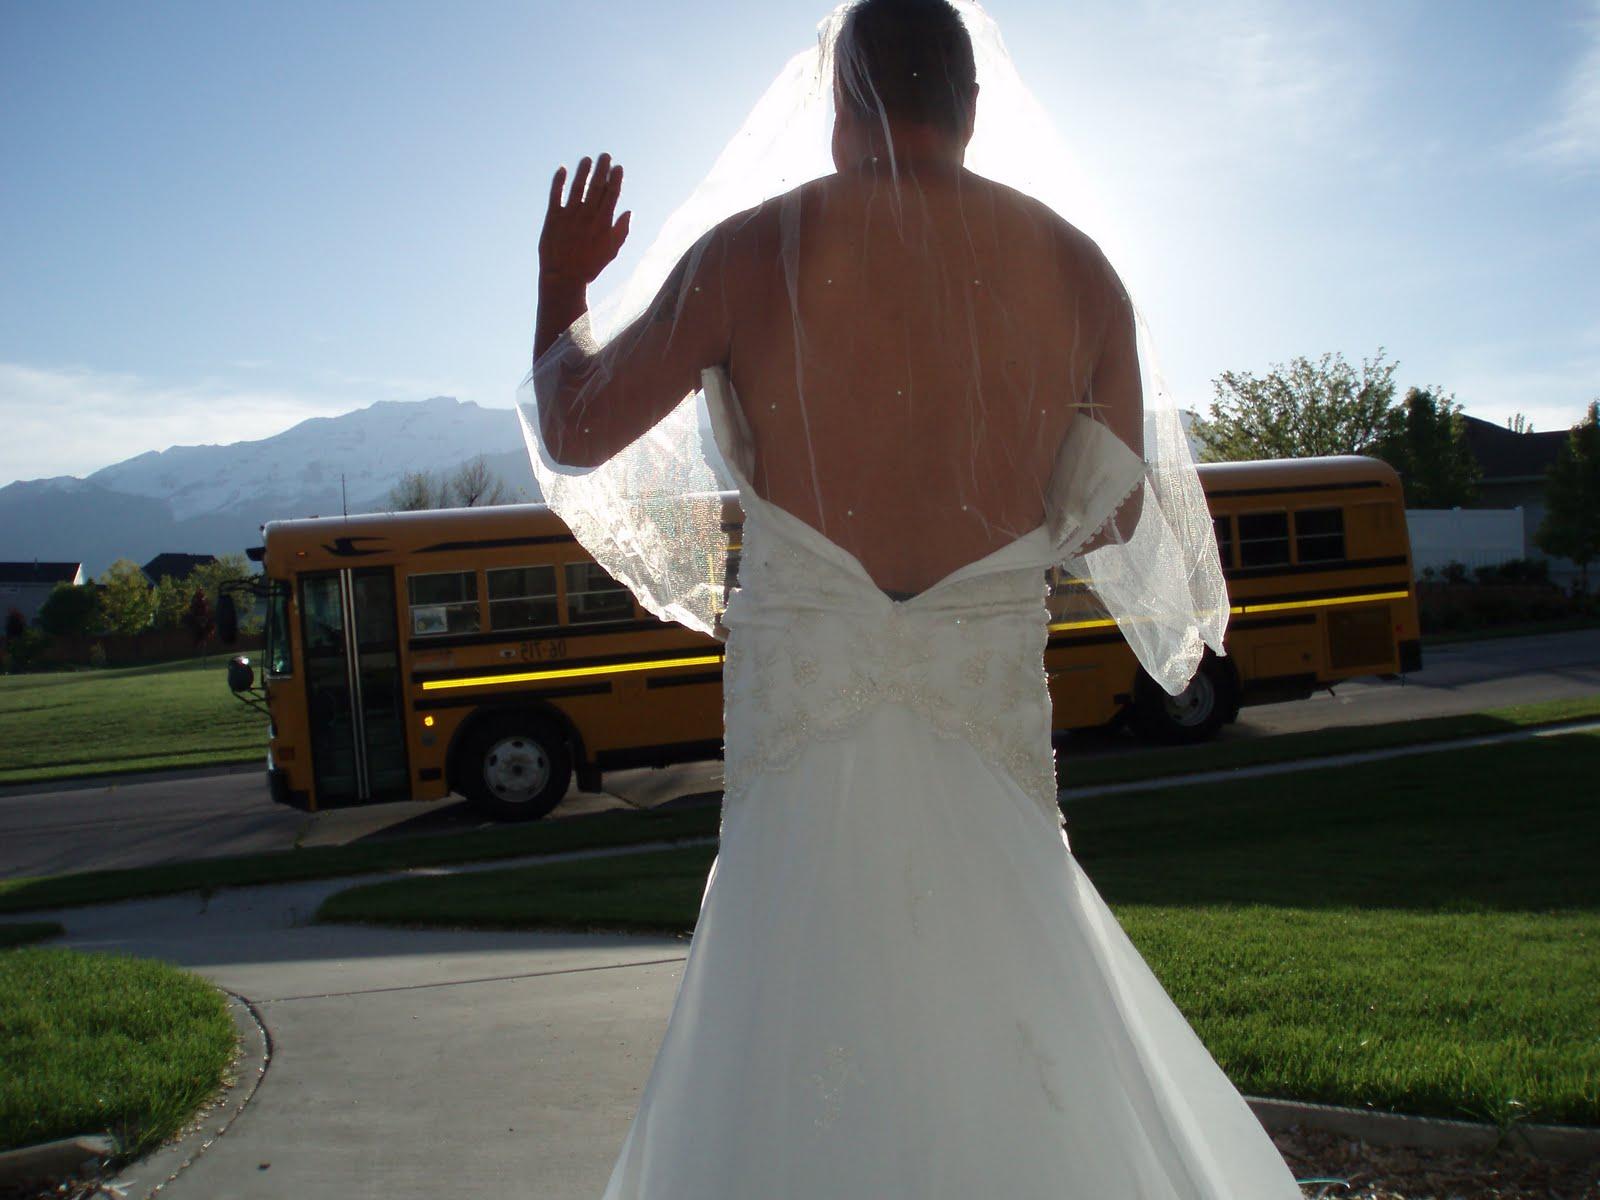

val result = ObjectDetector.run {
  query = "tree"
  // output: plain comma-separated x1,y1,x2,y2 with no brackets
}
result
98,559,156,634
446,456,512,507
1372,387,1480,508
1193,350,1399,462
37,583,103,637
1506,412,1534,434
152,575,189,630
1535,400,1600,594
4,609,24,641
386,460,514,510
387,469,444,511
181,588,215,653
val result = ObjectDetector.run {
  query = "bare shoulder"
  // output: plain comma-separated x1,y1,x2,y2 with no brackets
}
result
980,175,1126,303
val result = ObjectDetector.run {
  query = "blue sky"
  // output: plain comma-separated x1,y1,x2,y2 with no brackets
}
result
2,0,1596,485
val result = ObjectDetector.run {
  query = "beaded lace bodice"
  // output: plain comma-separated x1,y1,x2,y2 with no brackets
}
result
720,492,1065,826
704,367,1083,829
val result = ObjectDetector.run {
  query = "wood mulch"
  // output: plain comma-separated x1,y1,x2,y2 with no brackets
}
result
1276,1125,1600,1199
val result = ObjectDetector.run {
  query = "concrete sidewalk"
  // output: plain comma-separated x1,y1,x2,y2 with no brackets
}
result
35,871,690,1199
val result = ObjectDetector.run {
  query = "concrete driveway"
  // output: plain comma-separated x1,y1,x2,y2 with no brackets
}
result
36,867,688,1200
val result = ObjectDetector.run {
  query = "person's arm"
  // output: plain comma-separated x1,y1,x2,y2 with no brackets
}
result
1075,280,1146,552
534,154,734,468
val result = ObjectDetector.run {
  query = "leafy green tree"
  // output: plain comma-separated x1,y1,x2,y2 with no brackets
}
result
1535,400,1600,594
1372,387,1480,508
98,559,155,635
37,583,103,637
152,575,189,630
1193,350,1399,462
188,554,253,605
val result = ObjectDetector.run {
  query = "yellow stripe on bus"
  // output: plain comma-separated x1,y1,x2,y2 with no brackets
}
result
1048,588,1410,633
418,653,725,693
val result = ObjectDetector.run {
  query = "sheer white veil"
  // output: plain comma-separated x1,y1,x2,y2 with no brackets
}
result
518,0,1227,695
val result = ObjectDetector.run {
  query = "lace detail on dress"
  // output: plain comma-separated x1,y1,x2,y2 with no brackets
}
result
721,502,1063,827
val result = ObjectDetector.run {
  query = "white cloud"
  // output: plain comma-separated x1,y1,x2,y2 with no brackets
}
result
1522,1,1600,173
0,362,355,486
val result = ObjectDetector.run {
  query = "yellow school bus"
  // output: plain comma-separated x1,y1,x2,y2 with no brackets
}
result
227,454,1418,819
1045,454,1420,743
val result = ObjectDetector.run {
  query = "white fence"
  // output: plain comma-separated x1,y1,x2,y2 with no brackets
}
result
1405,508,1526,575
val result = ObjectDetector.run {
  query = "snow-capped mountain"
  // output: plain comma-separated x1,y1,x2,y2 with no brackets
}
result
0,397,540,575
87,396,531,520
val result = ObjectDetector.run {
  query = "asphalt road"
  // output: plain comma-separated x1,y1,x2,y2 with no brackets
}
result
3,628,1597,881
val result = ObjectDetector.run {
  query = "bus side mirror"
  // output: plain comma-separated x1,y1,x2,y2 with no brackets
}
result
227,655,254,693
217,594,239,645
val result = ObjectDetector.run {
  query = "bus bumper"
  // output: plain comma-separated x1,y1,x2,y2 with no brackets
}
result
268,767,310,811
1399,638,1423,674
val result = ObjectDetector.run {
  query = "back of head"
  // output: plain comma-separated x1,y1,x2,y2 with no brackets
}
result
834,0,977,135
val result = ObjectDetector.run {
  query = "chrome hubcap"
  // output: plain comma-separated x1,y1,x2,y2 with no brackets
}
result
483,735,551,803
1162,673,1216,728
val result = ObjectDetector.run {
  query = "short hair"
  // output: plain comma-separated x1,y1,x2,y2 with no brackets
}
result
834,0,978,136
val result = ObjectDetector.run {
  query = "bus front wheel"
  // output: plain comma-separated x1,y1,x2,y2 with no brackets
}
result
459,715,573,821
1130,655,1236,745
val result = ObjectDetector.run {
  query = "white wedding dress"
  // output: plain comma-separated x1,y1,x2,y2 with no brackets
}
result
595,373,1304,1199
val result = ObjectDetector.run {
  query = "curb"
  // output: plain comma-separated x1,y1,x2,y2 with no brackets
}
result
1246,1094,1600,1162
105,990,272,1198
0,1134,117,1188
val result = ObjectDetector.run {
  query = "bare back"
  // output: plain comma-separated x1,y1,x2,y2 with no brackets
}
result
723,165,1131,596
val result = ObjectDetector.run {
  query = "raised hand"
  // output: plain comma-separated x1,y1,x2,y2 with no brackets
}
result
539,153,631,286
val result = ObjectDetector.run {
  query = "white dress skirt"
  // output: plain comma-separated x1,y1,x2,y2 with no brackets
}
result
596,429,1305,1198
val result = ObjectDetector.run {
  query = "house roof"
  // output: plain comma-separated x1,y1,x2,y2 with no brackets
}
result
1461,416,1569,482
141,552,217,583
0,561,82,585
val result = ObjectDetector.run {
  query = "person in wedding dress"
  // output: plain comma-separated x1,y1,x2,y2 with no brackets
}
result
523,1,1304,1196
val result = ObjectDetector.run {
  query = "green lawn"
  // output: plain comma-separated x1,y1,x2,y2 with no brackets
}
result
0,806,721,915
318,730,1600,1129
1060,691,1600,789
0,659,264,784
0,947,236,1156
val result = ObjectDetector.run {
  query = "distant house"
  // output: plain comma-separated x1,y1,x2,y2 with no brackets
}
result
0,561,85,627
1459,417,1568,550
141,553,217,587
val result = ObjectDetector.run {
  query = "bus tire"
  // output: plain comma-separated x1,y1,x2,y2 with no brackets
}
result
458,714,573,821
1130,654,1236,745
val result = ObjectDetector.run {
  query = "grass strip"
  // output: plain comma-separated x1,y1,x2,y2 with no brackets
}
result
1059,691,1600,789
6,695,1597,915
317,731,1600,1128
0,948,236,1156
0,922,64,948
0,806,719,916
0,659,263,786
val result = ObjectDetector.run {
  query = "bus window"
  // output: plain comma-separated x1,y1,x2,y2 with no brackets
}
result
1212,516,1235,569
1237,512,1290,568
565,562,634,624
488,565,560,631
265,582,293,676
1295,508,1346,563
408,570,480,637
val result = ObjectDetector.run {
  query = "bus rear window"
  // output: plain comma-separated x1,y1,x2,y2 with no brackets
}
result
488,565,559,631
1295,508,1346,563
1237,512,1290,568
565,562,634,624
1212,516,1235,568
408,571,480,637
